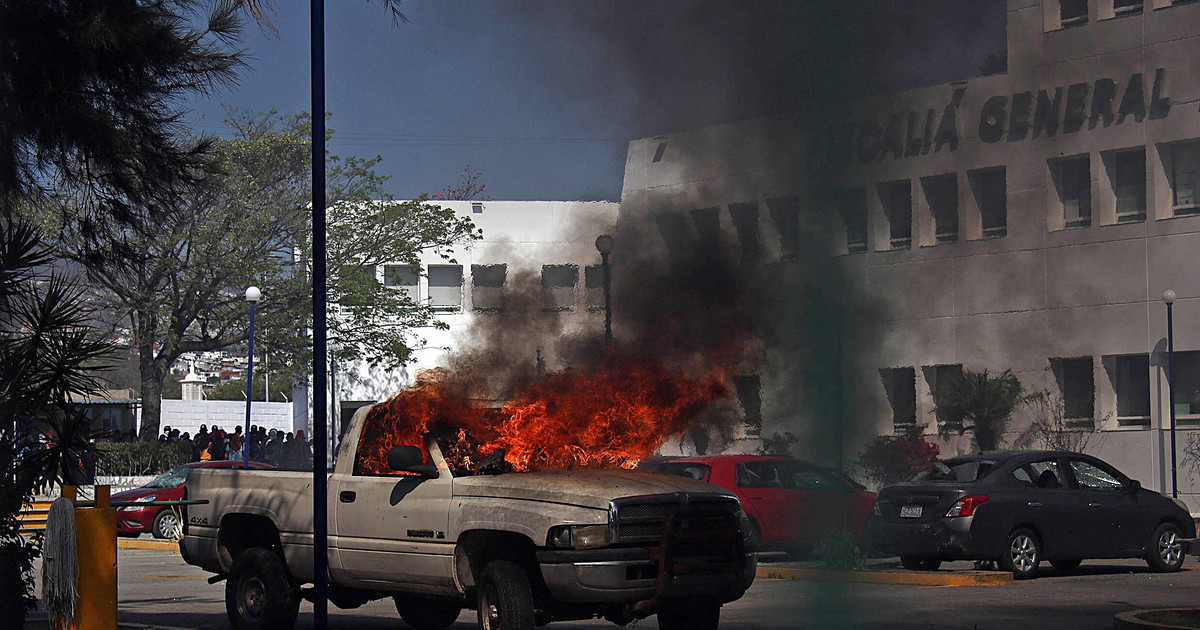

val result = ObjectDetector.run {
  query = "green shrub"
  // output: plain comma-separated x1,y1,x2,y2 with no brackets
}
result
95,441,191,477
813,529,865,571
856,432,940,488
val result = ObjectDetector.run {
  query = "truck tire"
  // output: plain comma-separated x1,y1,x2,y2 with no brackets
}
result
395,597,462,630
658,599,720,630
477,560,535,630
225,547,300,630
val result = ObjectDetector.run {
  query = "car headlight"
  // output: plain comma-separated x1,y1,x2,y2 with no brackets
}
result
123,495,157,511
547,524,612,550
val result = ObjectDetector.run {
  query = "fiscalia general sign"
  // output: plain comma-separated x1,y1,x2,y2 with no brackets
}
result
808,69,1173,168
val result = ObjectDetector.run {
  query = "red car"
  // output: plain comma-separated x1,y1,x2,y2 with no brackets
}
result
113,460,273,539
656,455,877,551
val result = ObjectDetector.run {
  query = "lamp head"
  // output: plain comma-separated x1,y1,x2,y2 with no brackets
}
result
245,286,262,303
1163,289,1177,305
595,234,615,255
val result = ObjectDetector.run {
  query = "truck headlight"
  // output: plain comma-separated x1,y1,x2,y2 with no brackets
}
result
547,524,612,550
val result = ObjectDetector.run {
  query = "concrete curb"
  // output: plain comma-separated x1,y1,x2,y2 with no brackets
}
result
26,614,194,630
755,565,1014,587
118,538,180,552
1114,608,1200,629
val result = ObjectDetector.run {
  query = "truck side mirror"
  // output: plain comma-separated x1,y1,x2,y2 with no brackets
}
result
387,446,438,478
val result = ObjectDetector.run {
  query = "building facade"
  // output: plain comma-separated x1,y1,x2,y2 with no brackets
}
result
620,0,1200,508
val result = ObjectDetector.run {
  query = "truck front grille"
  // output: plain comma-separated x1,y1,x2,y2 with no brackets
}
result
611,493,740,545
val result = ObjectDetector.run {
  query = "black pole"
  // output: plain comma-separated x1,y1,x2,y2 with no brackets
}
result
1167,301,1178,499
310,0,329,626
601,251,612,343
243,300,255,469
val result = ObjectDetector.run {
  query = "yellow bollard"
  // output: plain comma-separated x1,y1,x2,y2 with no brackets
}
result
56,485,117,630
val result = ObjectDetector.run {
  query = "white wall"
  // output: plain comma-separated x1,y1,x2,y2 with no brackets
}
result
158,399,294,437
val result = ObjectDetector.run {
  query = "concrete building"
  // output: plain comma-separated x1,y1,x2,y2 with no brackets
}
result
338,199,619,419
619,0,1200,508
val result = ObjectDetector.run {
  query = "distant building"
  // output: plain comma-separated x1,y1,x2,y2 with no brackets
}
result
618,0,1200,508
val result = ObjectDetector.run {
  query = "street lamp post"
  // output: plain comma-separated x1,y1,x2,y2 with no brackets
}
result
1163,289,1178,498
595,234,614,343
243,286,261,470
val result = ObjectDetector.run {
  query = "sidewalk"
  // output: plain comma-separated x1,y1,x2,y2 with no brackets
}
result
755,554,1013,586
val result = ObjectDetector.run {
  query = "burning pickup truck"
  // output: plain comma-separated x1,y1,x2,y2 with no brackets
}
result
180,395,757,630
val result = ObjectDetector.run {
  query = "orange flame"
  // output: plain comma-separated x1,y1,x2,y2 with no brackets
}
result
354,351,737,476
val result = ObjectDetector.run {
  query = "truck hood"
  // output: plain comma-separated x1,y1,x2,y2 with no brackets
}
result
452,469,736,510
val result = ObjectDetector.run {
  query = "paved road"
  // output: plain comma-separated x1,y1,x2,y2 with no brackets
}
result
38,549,1200,629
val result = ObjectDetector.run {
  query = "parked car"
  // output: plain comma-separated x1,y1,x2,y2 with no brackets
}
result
113,460,273,539
655,454,877,550
867,450,1195,579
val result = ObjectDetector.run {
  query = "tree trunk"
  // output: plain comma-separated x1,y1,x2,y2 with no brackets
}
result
138,342,166,441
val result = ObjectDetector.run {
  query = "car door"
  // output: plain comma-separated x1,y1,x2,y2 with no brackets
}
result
1065,457,1139,555
1018,458,1082,556
736,460,796,544
789,463,851,544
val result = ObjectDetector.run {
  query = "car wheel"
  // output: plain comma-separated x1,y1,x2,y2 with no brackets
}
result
900,555,941,571
152,509,181,540
1146,522,1185,573
1049,558,1081,572
998,528,1041,580
225,548,300,630
395,597,462,630
477,560,534,630
658,598,721,630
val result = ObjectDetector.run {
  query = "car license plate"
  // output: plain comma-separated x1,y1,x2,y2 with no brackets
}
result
900,504,922,518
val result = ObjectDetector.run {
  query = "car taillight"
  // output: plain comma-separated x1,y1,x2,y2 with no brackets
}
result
945,494,989,517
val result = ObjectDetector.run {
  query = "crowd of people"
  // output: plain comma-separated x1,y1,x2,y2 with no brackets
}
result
158,424,313,470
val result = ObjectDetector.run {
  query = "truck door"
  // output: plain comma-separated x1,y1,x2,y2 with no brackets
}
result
330,438,455,593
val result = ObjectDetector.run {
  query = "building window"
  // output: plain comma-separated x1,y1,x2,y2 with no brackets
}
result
471,264,506,311
584,264,605,312
427,265,463,311
1061,0,1088,24
1169,351,1200,420
1052,357,1095,425
734,375,762,436
1114,0,1143,13
1110,148,1146,221
969,168,1007,238
691,206,721,253
383,264,419,302
1109,353,1150,425
921,175,958,244
1052,155,1092,228
839,188,868,254
766,196,800,258
1169,142,1200,215
471,202,484,214
652,141,668,163
925,364,963,427
728,201,761,261
878,181,912,250
881,367,917,431
541,264,578,312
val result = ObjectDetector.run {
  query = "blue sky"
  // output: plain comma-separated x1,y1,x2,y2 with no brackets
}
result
183,1,1007,203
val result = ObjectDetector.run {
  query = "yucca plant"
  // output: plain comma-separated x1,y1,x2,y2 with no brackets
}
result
933,369,1025,452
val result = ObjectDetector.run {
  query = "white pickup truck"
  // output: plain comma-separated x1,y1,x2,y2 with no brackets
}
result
180,404,756,630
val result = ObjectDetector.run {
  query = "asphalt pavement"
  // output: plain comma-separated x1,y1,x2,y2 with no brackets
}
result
28,548,1200,629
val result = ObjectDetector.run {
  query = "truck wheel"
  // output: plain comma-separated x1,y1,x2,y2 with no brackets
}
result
477,560,535,630
658,599,720,630
395,597,462,630
225,548,300,630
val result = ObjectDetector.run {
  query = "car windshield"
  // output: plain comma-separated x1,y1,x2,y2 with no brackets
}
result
145,466,189,488
909,460,998,483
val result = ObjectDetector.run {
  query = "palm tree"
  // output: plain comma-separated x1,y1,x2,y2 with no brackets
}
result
934,369,1025,452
